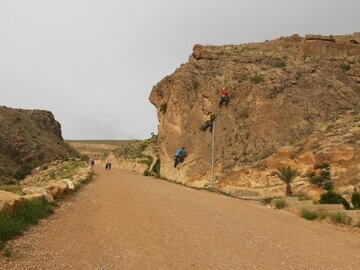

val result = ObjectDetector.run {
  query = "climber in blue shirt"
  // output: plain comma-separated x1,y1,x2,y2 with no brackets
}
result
174,147,187,168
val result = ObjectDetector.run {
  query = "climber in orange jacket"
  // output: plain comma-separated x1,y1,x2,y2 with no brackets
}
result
219,87,230,108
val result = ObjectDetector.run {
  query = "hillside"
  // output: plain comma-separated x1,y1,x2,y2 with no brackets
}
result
149,33,360,197
0,106,79,184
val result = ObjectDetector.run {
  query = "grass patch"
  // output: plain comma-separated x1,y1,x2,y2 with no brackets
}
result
273,199,287,209
0,199,55,243
298,194,311,201
66,140,135,146
316,208,329,220
329,212,352,225
2,249,11,257
0,185,23,195
138,155,154,168
47,160,86,181
79,173,93,185
249,73,264,84
4,166,32,181
340,63,351,72
273,59,286,68
260,198,272,205
300,209,318,220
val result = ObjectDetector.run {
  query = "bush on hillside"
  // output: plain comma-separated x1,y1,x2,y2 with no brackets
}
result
300,209,318,220
330,212,352,225
273,59,286,68
319,191,350,210
308,162,334,191
273,199,287,209
249,73,264,83
351,187,360,209
160,103,167,113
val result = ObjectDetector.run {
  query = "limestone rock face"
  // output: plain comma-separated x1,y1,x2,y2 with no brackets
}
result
0,106,79,183
149,33,360,196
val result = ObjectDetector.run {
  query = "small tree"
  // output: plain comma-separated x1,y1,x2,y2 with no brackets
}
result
308,162,333,191
274,166,299,196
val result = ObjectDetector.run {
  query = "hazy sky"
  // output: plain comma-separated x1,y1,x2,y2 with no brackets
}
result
0,0,359,139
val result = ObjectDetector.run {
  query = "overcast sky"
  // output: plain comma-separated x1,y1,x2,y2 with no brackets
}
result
0,0,359,139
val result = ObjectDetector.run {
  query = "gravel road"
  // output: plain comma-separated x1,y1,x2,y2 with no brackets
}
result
1,167,359,269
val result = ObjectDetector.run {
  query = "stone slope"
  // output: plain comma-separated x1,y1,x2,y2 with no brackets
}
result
0,106,79,183
149,33,360,196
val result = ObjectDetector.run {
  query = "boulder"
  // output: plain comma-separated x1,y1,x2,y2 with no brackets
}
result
62,179,76,191
45,184,62,199
0,190,25,215
22,187,54,203
22,193,46,203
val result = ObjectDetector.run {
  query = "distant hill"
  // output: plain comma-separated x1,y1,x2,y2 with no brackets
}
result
0,106,79,183
149,33,360,198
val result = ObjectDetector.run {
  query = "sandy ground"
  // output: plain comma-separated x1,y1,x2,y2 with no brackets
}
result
1,167,360,270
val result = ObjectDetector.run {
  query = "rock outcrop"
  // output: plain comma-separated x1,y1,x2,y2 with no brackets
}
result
149,33,360,197
0,162,92,215
0,106,79,183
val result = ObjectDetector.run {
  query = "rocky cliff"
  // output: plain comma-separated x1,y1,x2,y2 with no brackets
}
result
149,33,360,198
0,106,79,183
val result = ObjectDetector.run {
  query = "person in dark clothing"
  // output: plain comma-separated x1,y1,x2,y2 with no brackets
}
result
174,147,187,168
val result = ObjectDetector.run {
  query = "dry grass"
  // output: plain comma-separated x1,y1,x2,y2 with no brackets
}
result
0,185,23,195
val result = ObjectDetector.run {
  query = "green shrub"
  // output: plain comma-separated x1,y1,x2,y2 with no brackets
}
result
273,199,287,209
273,59,286,68
316,208,329,220
0,241,5,251
250,73,264,84
330,212,352,225
0,185,23,194
260,198,272,205
143,170,149,176
3,249,11,257
298,194,311,201
13,166,32,180
191,78,200,89
340,64,351,72
239,110,249,119
319,191,342,204
300,209,318,220
79,173,93,185
319,191,350,209
351,187,360,209
0,199,54,242
152,159,161,179
160,103,167,113
308,162,333,191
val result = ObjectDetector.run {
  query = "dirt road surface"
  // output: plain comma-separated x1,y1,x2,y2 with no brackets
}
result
1,167,359,269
